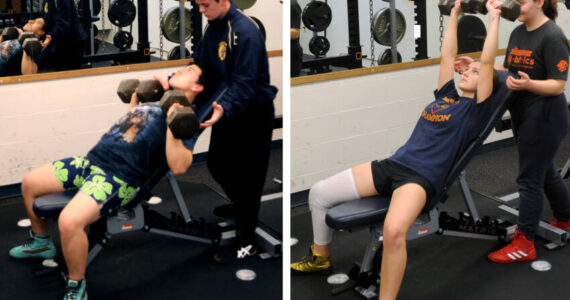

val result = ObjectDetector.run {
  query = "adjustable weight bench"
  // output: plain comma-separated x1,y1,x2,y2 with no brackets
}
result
31,85,229,275
325,71,520,299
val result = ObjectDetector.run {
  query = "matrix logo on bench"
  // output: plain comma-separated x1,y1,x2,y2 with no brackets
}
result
121,223,133,230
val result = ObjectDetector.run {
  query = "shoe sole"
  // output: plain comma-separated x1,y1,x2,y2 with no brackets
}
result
488,254,536,264
290,267,334,276
9,253,56,260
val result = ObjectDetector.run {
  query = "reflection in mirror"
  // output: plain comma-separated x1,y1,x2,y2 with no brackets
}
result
0,0,202,78
294,0,570,77
0,0,280,82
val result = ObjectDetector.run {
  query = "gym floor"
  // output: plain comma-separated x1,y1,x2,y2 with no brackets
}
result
291,137,570,300
0,147,282,300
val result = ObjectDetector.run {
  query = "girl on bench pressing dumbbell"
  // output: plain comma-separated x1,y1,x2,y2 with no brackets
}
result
291,1,503,299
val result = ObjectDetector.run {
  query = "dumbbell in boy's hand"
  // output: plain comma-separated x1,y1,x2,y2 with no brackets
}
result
1,27,19,41
160,90,199,140
117,79,165,103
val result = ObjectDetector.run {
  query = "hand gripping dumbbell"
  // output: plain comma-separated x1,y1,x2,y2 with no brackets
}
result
1,27,19,41
461,0,520,21
461,0,487,14
117,79,165,103
17,32,42,57
438,0,456,15
18,32,35,44
500,0,520,22
159,90,199,140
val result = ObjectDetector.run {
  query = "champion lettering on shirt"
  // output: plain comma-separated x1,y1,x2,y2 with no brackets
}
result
421,96,459,123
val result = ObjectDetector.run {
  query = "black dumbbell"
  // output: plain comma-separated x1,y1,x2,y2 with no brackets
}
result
159,90,200,140
18,32,35,45
1,27,19,41
22,38,42,57
117,79,139,103
461,0,487,14
459,0,520,21
501,0,520,21
117,79,165,103
438,0,456,15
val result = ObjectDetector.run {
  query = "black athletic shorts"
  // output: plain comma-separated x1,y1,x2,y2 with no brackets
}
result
371,159,435,208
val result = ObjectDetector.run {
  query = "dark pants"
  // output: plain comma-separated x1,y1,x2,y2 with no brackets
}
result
510,94,570,240
207,100,275,241
53,40,84,71
291,40,303,77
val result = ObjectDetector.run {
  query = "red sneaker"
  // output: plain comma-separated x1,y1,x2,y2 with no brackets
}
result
488,228,536,263
549,220,570,231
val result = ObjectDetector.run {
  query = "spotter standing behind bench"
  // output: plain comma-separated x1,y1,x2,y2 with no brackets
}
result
8,63,208,300
291,1,503,299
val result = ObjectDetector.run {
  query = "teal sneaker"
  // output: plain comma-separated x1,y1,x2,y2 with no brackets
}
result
64,279,87,300
9,231,56,259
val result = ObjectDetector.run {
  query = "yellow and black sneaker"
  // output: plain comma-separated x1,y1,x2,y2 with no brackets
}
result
291,245,333,275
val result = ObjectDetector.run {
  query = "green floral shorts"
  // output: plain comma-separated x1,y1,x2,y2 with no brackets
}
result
52,156,140,216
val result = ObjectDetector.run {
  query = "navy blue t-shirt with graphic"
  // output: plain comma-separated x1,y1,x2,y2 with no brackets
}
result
86,103,196,187
0,39,22,76
389,80,494,195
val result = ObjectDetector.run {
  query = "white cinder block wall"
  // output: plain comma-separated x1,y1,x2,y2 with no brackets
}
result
0,56,282,186
291,55,570,193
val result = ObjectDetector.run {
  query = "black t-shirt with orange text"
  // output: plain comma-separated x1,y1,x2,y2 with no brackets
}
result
504,20,569,107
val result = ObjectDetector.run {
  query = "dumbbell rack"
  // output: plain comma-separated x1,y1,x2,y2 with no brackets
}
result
78,0,150,65
302,0,363,74
0,11,40,29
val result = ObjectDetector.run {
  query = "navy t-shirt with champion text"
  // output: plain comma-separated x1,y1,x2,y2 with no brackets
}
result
389,80,494,195
86,103,196,187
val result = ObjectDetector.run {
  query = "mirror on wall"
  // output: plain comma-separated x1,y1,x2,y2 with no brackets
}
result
0,0,281,80
0,0,200,77
293,0,570,77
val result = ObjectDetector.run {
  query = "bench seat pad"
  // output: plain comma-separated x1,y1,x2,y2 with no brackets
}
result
33,190,76,219
325,196,390,230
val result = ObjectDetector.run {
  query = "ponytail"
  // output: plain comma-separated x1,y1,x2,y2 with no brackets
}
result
541,0,558,20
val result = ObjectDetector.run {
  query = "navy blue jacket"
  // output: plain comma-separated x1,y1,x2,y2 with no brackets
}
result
193,2,277,118
41,0,87,44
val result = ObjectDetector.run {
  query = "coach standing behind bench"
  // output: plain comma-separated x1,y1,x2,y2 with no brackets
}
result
192,0,277,264
40,0,86,71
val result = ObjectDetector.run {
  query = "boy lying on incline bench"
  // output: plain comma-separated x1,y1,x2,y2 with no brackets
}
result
0,18,49,76
8,63,216,300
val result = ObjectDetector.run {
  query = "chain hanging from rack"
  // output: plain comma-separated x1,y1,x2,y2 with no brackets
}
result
369,0,375,66
439,13,444,50
129,0,134,49
159,0,164,60
100,0,106,52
